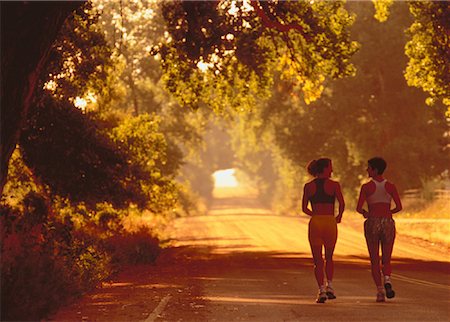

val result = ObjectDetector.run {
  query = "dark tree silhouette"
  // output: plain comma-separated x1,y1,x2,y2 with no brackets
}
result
0,1,83,195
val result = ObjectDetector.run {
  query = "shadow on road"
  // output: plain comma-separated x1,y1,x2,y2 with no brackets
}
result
50,186,450,321
158,245,450,321
49,243,450,322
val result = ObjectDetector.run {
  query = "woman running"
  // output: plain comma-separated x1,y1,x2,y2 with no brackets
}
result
302,158,345,303
356,157,402,302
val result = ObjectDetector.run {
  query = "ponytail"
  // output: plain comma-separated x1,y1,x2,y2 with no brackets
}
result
307,160,318,176
307,158,331,177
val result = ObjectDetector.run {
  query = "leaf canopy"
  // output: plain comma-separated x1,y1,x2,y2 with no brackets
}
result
155,0,358,111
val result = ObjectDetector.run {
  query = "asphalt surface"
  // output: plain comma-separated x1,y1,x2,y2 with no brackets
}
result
50,189,450,322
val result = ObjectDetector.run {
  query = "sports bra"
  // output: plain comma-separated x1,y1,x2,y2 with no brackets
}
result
366,179,392,205
310,178,335,204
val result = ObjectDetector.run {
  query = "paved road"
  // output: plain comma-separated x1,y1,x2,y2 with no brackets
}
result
163,193,450,322
50,190,450,322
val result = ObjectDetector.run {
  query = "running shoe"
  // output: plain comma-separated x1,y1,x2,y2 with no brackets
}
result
326,286,336,300
384,283,395,299
316,291,327,303
376,291,385,302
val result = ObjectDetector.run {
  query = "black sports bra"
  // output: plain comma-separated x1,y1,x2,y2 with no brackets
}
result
310,178,335,204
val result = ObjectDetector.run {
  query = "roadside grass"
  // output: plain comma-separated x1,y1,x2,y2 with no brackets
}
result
395,199,450,247
400,198,450,219
395,219,450,247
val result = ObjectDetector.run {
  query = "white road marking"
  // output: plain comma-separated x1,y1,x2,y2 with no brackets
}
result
143,294,172,322
392,273,450,290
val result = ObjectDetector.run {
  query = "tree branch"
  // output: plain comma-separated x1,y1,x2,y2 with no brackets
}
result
249,0,310,40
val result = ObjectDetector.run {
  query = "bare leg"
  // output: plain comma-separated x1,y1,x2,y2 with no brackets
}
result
381,220,396,277
324,245,336,282
381,219,396,298
381,240,394,276
366,238,382,287
364,219,383,287
310,244,325,287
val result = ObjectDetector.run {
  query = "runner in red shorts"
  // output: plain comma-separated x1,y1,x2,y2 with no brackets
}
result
356,157,402,302
302,158,345,303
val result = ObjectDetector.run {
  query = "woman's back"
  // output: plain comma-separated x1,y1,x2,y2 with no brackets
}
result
308,178,336,216
365,179,393,218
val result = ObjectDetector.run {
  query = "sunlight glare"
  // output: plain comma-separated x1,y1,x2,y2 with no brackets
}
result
213,168,239,188
74,97,87,111
197,59,212,72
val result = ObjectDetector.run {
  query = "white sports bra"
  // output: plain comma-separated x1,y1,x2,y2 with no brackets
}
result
366,179,392,205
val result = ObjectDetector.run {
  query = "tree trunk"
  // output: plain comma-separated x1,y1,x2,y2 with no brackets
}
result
0,1,83,196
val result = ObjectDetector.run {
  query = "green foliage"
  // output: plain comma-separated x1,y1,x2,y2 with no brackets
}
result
156,0,358,110
112,114,174,175
42,2,113,102
405,1,450,114
20,95,146,209
92,0,213,214
20,0,185,211
110,114,182,212
1,152,162,320
270,1,450,195
95,0,167,115
161,45,270,112
1,148,41,208
5,3,450,320
372,0,394,22
227,109,277,206
269,155,306,214
220,2,450,214
0,192,110,320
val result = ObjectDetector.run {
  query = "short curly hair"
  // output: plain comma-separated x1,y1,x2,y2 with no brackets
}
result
368,157,387,175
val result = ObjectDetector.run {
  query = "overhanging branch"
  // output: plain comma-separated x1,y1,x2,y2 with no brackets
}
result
249,0,310,40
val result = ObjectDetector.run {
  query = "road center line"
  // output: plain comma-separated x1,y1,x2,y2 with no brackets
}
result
392,273,450,290
143,294,172,322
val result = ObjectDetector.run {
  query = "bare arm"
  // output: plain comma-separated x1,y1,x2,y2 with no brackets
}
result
302,184,313,216
387,183,402,214
356,185,369,218
335,182,345,223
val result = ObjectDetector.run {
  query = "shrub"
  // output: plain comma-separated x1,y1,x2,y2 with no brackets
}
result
1,196,163,320
104,226,161,266
1,164,162,321
0,194,112,320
